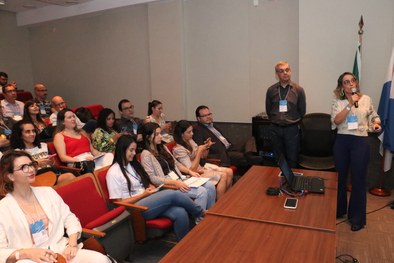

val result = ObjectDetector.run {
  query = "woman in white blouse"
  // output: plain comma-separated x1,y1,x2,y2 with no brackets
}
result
331,72,381,232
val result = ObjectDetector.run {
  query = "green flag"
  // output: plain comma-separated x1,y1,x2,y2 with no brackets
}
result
353,40,361,81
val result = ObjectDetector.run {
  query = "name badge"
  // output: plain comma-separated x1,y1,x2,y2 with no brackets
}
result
167,171,179,180
40,105,47,115
279,100,288,112
3,129,11,136
132,123,138,135
347,115,358,130
30,219,49,246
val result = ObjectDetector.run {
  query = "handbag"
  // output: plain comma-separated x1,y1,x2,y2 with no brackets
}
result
73,160,95,174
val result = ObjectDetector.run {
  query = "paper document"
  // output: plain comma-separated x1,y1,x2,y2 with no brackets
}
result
183,177,209,188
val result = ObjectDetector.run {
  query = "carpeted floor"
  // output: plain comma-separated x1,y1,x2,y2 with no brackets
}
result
336,192,394,263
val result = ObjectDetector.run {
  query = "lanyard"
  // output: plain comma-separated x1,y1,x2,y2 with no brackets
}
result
279,85,290,101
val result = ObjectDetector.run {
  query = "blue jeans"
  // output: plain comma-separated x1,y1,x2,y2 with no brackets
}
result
182,181,216,210
136,189,204,240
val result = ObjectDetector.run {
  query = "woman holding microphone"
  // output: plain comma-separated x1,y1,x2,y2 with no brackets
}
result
331,72,381,231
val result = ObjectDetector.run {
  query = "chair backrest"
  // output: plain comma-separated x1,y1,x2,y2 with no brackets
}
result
0,91,33,103
47,141,64,166
300,113,336,157
31,171,57,187
72,104,104,120
165,141,177,154
55,173,118,227
94,166,111,203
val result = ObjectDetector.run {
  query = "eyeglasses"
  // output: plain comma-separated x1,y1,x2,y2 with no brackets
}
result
276,68,290,74
343,78,357,85
200,113,212,118
36,89,47,92
5,89,16,94
122,106,134,111
14,161,39,173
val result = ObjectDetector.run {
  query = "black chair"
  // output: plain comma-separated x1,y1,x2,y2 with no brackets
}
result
298,113,336,170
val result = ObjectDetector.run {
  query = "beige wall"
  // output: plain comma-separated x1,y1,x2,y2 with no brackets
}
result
299,0,394,114
1,0,393,122
0,11,34,91
28,4,151,117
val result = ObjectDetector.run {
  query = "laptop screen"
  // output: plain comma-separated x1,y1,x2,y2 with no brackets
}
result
277,154,295,186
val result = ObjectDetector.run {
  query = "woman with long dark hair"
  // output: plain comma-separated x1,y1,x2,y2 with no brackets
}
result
10,119,75,185
144,100,173,143
106,135,204,240
92,108,121,152
22,101,48,138
140,122,216,211
173,120,233,200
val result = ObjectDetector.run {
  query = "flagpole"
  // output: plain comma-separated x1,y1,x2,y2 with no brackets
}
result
369,149,391,196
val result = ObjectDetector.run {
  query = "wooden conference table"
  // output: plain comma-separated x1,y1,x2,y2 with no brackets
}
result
161,165,338,263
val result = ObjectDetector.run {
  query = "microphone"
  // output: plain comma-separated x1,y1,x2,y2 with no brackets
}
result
351,88,358,108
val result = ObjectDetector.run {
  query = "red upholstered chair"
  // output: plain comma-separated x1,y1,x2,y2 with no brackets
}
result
72,104,104,120
94,167,173,243
44,141,81,176
55,173,134,262
0,91,33,103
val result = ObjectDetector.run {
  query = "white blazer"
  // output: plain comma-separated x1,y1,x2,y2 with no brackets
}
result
0,187,82,262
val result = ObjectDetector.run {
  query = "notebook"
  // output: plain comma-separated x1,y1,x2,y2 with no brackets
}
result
167,171,209,188
277,154,325,194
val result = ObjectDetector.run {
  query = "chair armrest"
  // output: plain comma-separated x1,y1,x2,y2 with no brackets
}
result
113,200,149,211
54,165,81,172
206,158,221,166
82,228,106,237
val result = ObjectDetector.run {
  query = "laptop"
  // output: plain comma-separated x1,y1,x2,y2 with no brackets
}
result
277,154,325,194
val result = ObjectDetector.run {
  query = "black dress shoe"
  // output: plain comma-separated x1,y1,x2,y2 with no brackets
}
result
351,224,364,231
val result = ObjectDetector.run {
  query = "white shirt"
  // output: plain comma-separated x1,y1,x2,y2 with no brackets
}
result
1,99,24,119
107,163,145,199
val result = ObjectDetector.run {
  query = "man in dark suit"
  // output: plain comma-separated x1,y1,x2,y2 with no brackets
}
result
193,105,261,167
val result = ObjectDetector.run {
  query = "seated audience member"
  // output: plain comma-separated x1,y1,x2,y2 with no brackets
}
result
49,96,82,127
193,105,261,167
10,120,75,185
144,100,173,143
92,108,122,153
33,83,52,118
1,84,24,121
74,107,97,134
107,135,205,239
0,105,13,152
116,99,143,139
0,72,8,91
140,122,215,211
23,101,48,135
0,150,111,263
53,108,113,171
173,120,233,200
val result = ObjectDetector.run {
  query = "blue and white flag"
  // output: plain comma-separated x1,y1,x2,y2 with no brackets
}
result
377,46,394,172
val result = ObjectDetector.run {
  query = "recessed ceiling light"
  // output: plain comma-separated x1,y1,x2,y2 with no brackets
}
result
0,0,6,6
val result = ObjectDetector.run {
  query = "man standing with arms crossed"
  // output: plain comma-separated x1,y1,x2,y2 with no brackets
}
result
265,61,306,168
